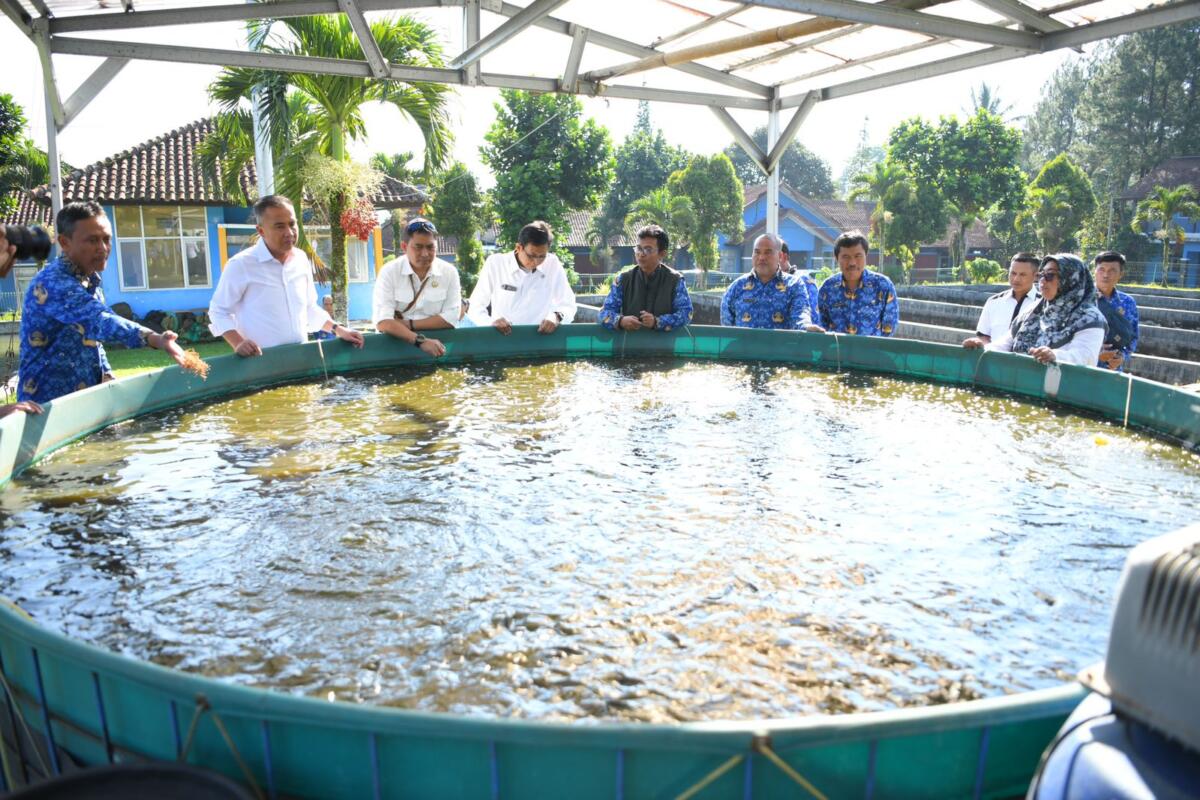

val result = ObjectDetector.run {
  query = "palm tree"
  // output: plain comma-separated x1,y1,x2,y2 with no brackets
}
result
847,161,914,272
201,12,452,320
0,137,71,207
624,187,696,258
966,82,1014,119
1132,185,1200,287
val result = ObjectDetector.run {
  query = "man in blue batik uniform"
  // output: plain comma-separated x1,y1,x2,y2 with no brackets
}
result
721,233,812,329
1093,250,1139,372
598,224,693,333
813,230,899,337
781,241,819,322
18,201,189,404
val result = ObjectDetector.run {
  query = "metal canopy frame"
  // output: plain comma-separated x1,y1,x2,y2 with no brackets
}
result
4,0,1198,236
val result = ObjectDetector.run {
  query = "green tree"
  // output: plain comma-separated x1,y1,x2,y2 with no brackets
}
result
589,101,689,270
837,119,885,197
1022,61,1088,173
667,154,743,287
481,90,612,253
201,12,452,320
889,110,1024,276
723,127,834,198
1132,185,1200,286
370,151,421,184
1016,153,1095,251
624,187,696,258
847,160,914,273
1073,24,1200,194
429,162,485,293
0,95,30,215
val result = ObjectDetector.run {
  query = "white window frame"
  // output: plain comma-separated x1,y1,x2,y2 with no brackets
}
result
115,205,211,292
310,226,371,284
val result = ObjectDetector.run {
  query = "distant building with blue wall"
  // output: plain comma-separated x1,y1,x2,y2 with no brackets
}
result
0,118,424,322
1119,156,1200,287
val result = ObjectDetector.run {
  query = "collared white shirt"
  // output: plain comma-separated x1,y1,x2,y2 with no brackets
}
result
987,325,1104,366
373,255,461,329
208,239,331,349
467,251,576,327
975,289,1038,340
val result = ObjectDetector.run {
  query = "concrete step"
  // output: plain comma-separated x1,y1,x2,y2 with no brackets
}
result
927,283,1200,313
899,298,1200,361
898,285,1200,328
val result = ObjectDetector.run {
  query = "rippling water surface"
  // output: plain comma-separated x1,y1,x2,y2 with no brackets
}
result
3,359,1199,722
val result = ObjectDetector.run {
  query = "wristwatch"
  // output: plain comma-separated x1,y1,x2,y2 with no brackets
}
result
413,334,427,347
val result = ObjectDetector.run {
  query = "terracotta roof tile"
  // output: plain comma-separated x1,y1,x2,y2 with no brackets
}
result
5,117,426,226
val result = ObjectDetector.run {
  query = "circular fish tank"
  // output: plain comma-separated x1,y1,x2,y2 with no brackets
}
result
1,325,1197,799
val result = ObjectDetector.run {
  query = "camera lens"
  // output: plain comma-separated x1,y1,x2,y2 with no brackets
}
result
3,225,53,263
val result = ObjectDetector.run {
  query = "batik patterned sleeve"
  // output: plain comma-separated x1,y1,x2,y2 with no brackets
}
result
50,274,146,349
879,277,899,336
98,343,113,377
789,280,812,329
818,282,834,330
720,281,737,326
655,280,693,331
806,281,819,321
1123,294,1139,362
598,275,624,330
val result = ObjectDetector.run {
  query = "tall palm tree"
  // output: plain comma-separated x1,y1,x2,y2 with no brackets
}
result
847,161,914,271
1018,184,1075,252
624,187,696,259
1132,185,1200,287
201,12,452,320
966,82,1014,119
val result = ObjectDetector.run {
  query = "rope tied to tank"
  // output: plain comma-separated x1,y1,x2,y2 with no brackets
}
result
1122,370,1133,428
674,735,828,800
179,694,265,800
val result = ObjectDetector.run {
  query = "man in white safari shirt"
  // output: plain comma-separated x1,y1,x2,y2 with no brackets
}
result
373,218,461,358
467,220,575,334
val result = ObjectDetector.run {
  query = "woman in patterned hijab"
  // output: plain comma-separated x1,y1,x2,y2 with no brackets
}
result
966,253,1108,365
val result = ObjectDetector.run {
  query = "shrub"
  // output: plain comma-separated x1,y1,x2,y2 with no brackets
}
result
964,257,1004,284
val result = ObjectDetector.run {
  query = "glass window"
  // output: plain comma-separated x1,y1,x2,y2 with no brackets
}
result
310,229,369,283
145,239,184,289
119,241,145,289
180,207,207,237
117,206,211,290
115,206,142,238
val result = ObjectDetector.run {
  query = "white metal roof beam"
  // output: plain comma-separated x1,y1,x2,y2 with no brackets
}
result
0,0,32,35
741,0,1041,49
26,0,52,18
337,0,390,78
489,1,772,98
971,0,1068,32
31,20,65,128
652,4,748,49
449,0,568,70
560,24,588,93
48,0,458,35
462,0,481,85
774,36,946,87
1040,0,1200,50
62,57,129,129
765,90,818,174
47,34,768,110
711,107,769,172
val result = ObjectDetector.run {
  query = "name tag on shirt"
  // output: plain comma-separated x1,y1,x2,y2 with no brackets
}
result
501,284,517,292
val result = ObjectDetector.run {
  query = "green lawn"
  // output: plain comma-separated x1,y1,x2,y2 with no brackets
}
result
106,341,233,378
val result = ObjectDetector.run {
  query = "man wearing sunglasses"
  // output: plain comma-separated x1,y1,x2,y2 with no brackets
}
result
598,224,693,333
373,218,461,357
467,221,575,334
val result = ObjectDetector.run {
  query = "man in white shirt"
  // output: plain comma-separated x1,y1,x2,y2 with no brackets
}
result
467,220,575,335
961,253,1039,347
373,218,460,358
209,196,364,356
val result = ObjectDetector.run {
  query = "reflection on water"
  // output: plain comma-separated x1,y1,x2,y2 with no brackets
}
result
2,359,1199,722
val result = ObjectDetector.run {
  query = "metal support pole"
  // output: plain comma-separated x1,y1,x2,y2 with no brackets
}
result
766,90,781,238
43,83,63,219
251,86,275,197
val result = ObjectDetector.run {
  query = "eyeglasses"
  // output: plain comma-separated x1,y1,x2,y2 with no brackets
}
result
634,245,659,256
405,219,438,235
519,248,548,263
1037,271,1059,282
